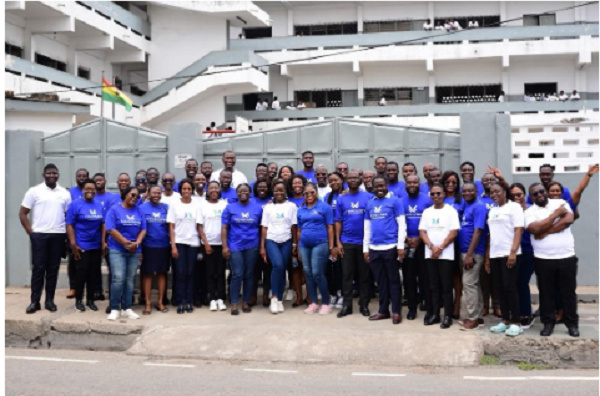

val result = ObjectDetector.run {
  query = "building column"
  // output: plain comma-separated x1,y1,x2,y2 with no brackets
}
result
67,46,77,75
23,29,35,62
357,5,363,33
287,78,294,104
428,72,435,104
500,2,507,25
287,9,294,36
357,74,364,106
428,1,434,23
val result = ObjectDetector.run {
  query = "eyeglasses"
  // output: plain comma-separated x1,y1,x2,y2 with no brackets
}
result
337,167,348,171
135,178,146,183
162,179,174,183
444,180,457,185
129,193,139,198
315,172,327,176
531,189,546,197
430,192,443,196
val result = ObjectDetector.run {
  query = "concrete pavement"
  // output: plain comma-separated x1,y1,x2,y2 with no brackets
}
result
5,287,599,368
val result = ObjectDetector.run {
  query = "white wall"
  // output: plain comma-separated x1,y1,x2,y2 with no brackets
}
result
293,4,357,25
269,65,289,101
508,56,576,94
435,59,501,86
6,111,75,135
292,64,357,90
147,5,227,89
33,34,68,62
583,2,599,22
151,94,225,133
434,1,500,18
267,7,288,37
505,2,575,26
6,22,24,47
363,2,428,21
586,54,599,93
363,63,428,87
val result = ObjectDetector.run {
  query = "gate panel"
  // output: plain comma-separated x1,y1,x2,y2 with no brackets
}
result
373,125,406,152
300,123,334,154
338,121,370,153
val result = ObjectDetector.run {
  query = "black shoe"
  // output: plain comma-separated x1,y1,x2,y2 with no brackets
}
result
231,308,239,316
75,300,86,312
419,301,426,312
540,323,555,337
26,302,41,314
402,298,409,307
193,299,202,308
177,305,185,314
441,316,452,329
360,305,370,317
86,300,98,311
352,289,360,298
186,304,194,313
423,313,432,325
567,325,580,338
94,293,106,301
407,309,417,320
105,305,111,314
451,314,460,320
44,301,57,312
533,308,540,317
337,306,353,318
425,315,441,326
242,305,252,313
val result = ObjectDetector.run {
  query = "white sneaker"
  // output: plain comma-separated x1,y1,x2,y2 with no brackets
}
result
277,301,284,313
123,309,140,319
335,296,344,309
217,299,227,311
209,300,217,311
285,289,294,301
270,299,278,314
330,296,337,306
107,310,120,321
121,309,126,316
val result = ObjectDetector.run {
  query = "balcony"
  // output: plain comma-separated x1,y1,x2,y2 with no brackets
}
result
77,1,151,38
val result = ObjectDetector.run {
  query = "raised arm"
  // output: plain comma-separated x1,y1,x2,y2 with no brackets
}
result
571,164,598,204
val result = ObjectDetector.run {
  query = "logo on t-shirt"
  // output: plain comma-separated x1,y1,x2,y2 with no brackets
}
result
276,213,284,219
432,218,440,225
152,212,161,218
408,205,418,213
373,206,382,214
486,203,496,210
241,212,249,218
90,209,97,215
351,202,359,209
126,215,135,220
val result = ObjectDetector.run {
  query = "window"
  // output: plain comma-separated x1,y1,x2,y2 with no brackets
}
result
130,85,146,96
243,27,272,39
294,23,358,36
293,90,357,107
524,82,557,99
77,66,91,80
35,53,66,72
5,43,23,58
364,87,413,105
364,19,428,33
435,84,501,103
523,13,556,26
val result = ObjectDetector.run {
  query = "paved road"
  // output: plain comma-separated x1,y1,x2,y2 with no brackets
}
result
5,348,599,396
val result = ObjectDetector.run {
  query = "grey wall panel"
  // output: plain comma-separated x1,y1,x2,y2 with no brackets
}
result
138,155,168,175
406,129,439,151
267,157,298,171
337,154,371,172
404,154,442,175
42,132,71,154
71,123,102,153
235,158,265,180
107,123,136,153
43,156,71,184
338,121,370,152
266,129,298,154
73,156,102,180
442,134,461,150
233,133,264,154
106,155,136,190
204,139,232,155
138,130,168,152
373,125,405,152
441,152,461,173
313,156,335,171
300,123,334,154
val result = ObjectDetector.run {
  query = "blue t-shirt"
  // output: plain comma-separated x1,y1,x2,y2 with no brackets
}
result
95,191,117,209
420,182,430,194
526,185,571,205
403,193,433,238
66,198,104,250
335,191,373,245
222,201,263,252
388,181,406,200
69,186,83,201
323,191,341,212
289,196,304,208
105,204,146,252
458,200,488,255
139,202,170,248
475,181,485,196
444,196,465,218
479,194,496,211
364,196,405,246
297,200,334,248
521,203,534,253
297,169,316,183
221,187,238,204
251,196,272,209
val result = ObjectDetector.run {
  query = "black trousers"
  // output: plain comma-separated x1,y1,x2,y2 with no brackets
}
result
253,254,272,299
75,249,102,301
426,259,454,317
68,253,77,289
205,245,227,301
341,243,369,309
369,248,402,315
403,243,427,311
30,233,66,304
491,256,521,323
194,257,207,303
535,256,578,327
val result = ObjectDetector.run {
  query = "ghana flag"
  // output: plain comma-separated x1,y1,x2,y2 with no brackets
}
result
102,77,132,111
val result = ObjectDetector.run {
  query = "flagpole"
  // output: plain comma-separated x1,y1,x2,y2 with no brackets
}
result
101,70,105,119
112,76,116,120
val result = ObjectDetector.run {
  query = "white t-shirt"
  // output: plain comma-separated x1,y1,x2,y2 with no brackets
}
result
256,102,265,111
318,185,332,199
379,98,387,106
210,169,248,189
192,192,206,205
166,199,201,247
161,192,181,208
525,199,575,259
262,201,298,243
197,199,228,245
559,94,569,101
498,95,505,103
570,93,580,100
418,204,460,260
272,100,281,110
21,182,71,233
487,201,524,258
423,22,432,31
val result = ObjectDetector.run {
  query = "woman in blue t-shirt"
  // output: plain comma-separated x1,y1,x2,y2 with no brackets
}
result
66,178,105,312
287,174,308,307
250,178,272,307
288,174,307,208
297,182,335,315
139,186,170,315
222,183,263,315
324,171,345,306
442,170,464,320
104,186,147,321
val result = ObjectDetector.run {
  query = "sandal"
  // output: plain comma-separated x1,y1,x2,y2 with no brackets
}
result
154,304,169,313
143,306,152,315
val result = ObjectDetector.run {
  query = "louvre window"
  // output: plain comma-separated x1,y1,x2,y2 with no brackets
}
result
294,23,358,36
436,84,502,103
77,66,91,80
365,87,414,105
294,90,358,107
35,53,67,72
523,13,556,26
5,43,23,58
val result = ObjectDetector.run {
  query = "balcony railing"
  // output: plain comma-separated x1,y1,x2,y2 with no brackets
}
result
230,23,599,52
77,1,151,38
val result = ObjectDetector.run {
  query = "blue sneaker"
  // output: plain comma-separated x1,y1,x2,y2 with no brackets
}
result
505,324,523,337
490,322,508,333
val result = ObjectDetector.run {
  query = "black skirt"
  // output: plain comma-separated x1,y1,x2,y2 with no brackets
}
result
141,246,171,275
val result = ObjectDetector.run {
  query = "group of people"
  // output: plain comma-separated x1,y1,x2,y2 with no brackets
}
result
423,19,478,32
19,149,598,337
524,90,580,102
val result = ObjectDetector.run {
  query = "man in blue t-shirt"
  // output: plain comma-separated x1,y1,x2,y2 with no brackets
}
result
458,182,489,330
335,170,374,318
386,161,406,200
66,167,90,299
219,170,238,203
363,176,406,325
296,151,316,183
402,174,433,321
249,163,269,197
526,163,571,204
479,172,497,211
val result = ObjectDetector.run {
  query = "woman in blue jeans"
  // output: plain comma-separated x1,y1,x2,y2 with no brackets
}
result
167,178,201,314
297,182,335,315
221,184,263,315
260,180,298,314
104,186,147,321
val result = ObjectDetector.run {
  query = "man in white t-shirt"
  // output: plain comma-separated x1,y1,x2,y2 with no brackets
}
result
558,91,569,101
19,164,72,314
160,172,181,207
256,99,265,111
315,165,331,198
210,151,248,189
570,90,580,101
379,96,387,106
525,183,578,338
423,19,433,31
271,96,281,110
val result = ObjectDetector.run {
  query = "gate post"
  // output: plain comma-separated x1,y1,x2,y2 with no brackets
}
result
167,123,203,180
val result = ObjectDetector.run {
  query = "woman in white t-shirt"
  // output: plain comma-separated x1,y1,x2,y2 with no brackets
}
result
419,183,460,329
260,180,298,314
198,181,228,312
167,178,201,314
485,181,525,337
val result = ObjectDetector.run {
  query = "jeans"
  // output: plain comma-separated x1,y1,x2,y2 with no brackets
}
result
266,240,293,301
75,249,102,301
341,243,370,309
535,256,578,327
460,253,484,320
205,245,226,301
174,244,198,306
370,248,402,315
518,251,535,316
300,243,330,305
30,233,66,304
426,259,454,317
109,249,140,311
230,247,259,305
491,256,521,323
